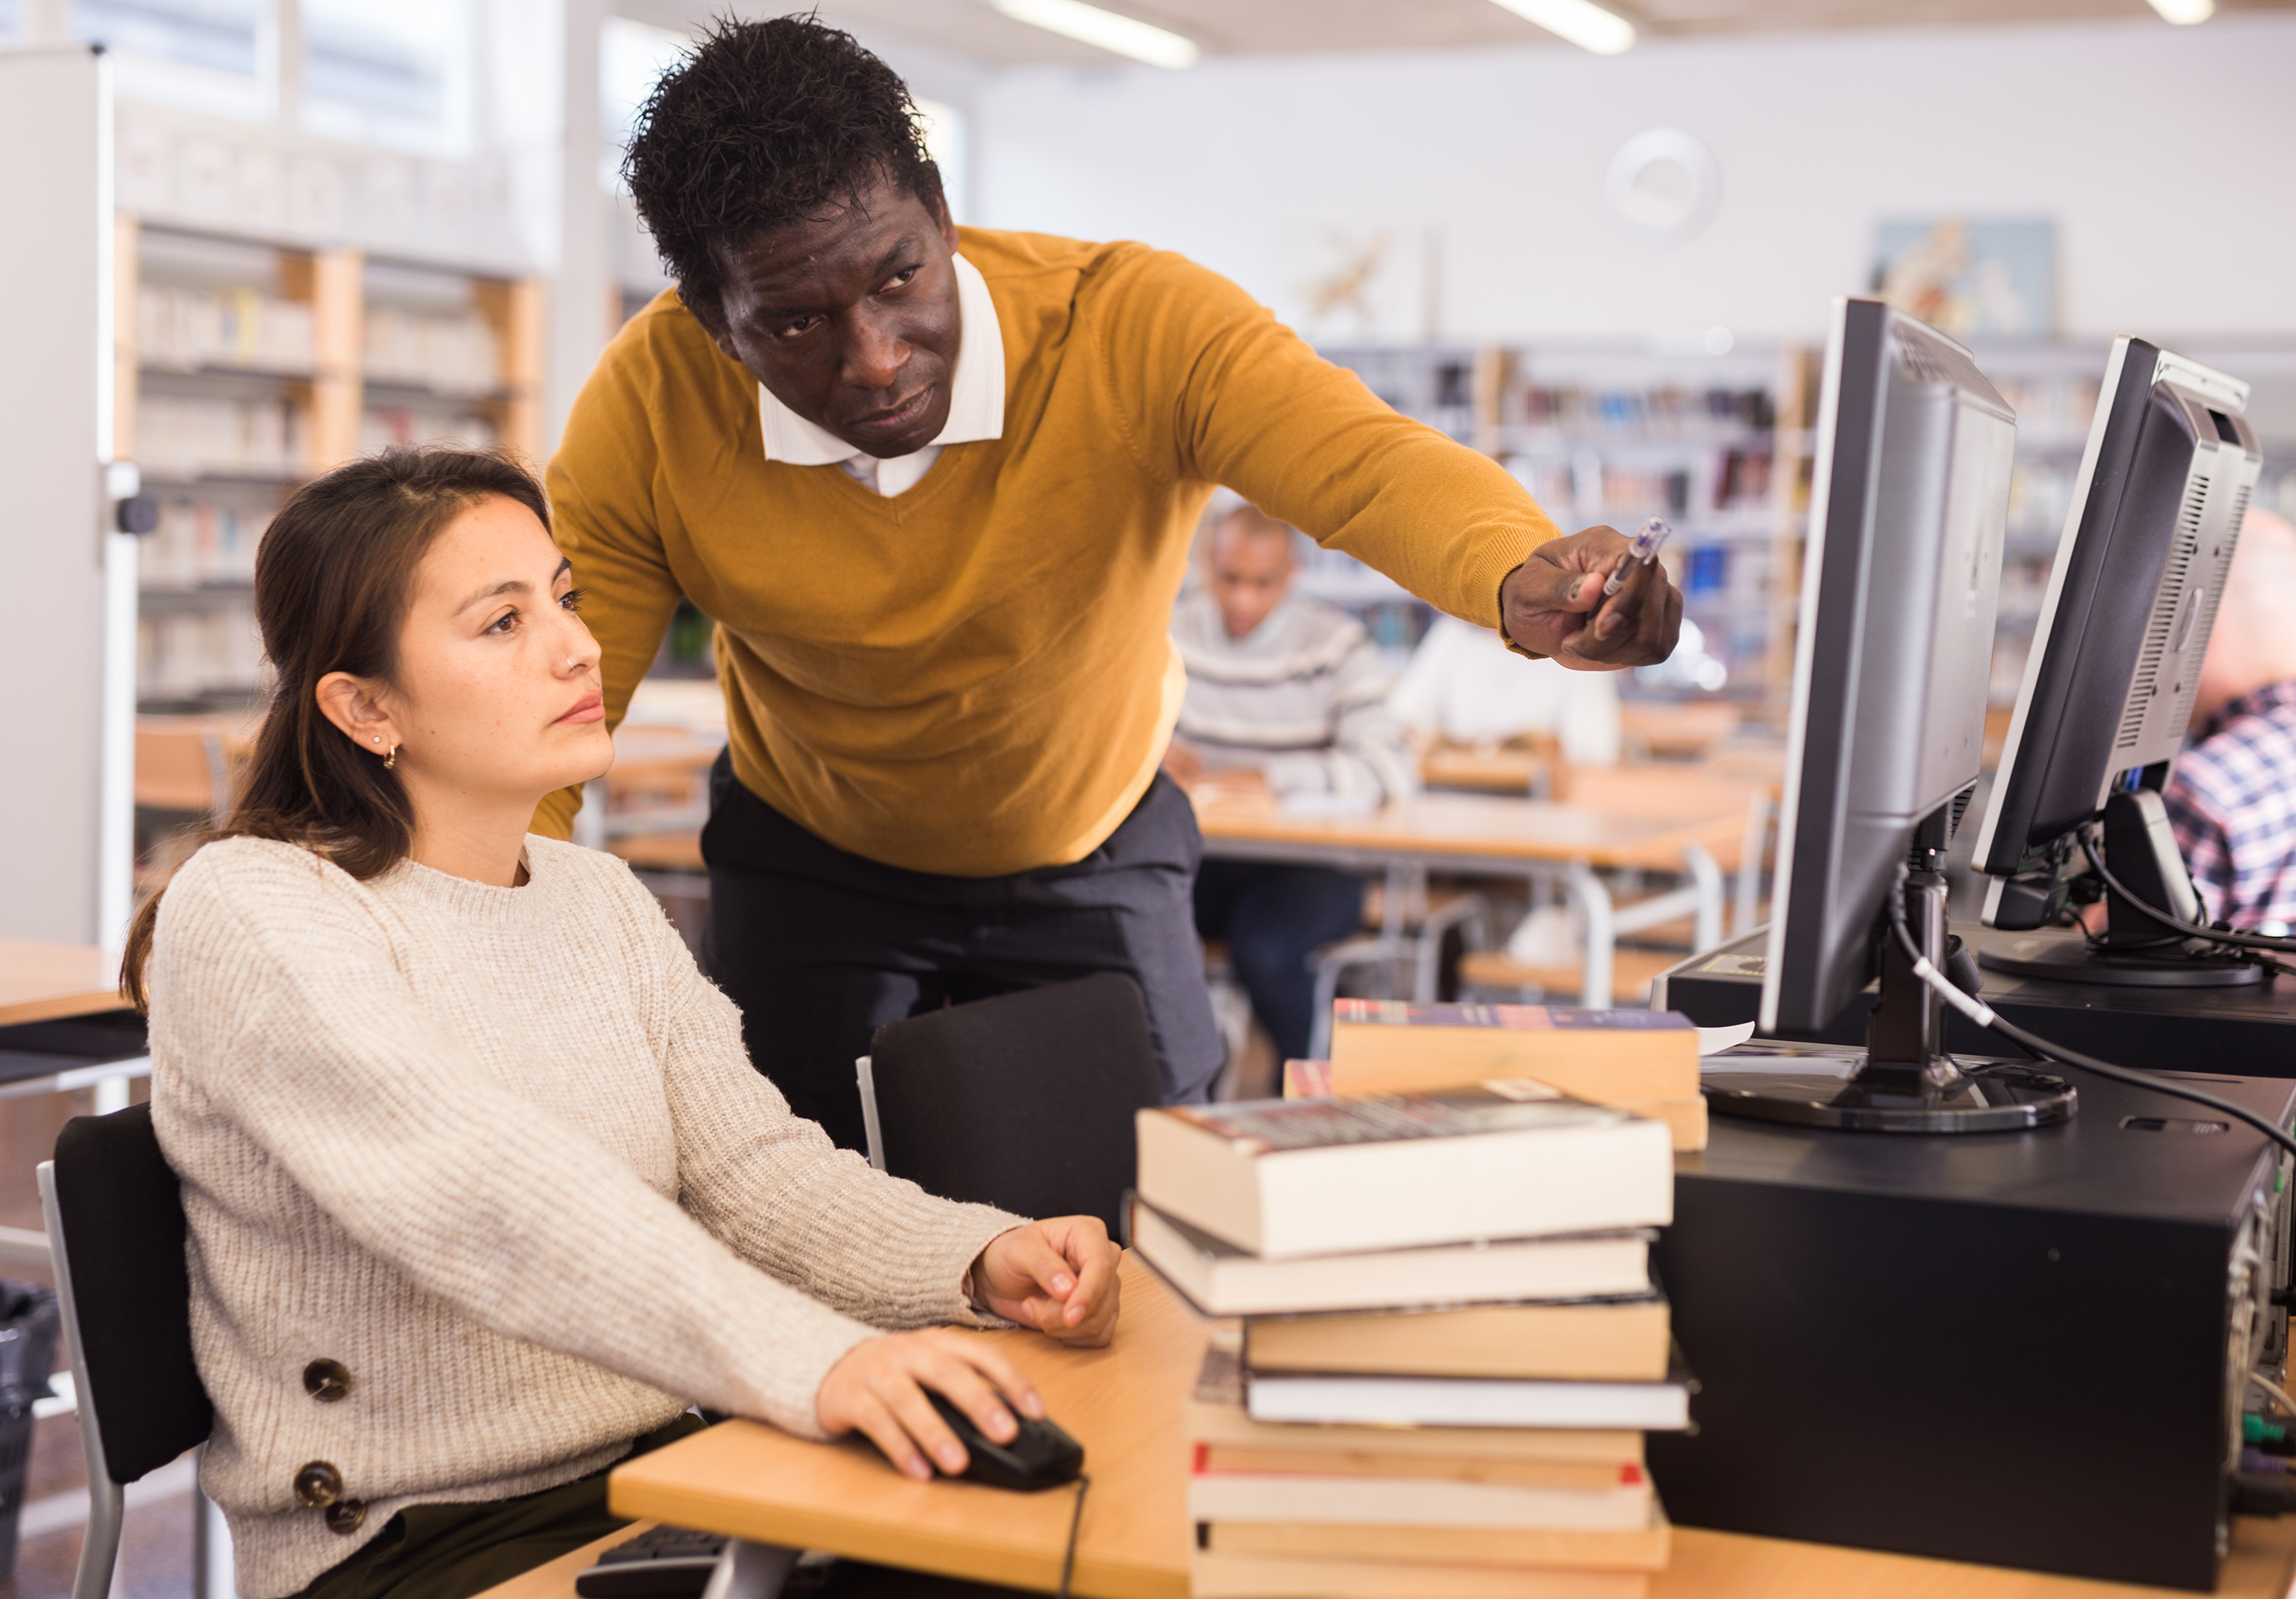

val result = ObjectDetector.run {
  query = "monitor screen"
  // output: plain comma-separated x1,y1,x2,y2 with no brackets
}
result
1761,299,2015,1034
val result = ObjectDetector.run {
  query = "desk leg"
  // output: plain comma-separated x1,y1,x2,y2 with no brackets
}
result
1682,844,1724,955
1567,863,1615,1011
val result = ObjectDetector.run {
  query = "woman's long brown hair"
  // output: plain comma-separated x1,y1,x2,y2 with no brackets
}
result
121,446,553,1009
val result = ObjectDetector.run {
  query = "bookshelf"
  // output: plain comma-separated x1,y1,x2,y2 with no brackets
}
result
1316,337,2296,732
119,218,545,714
1314,343,1811,716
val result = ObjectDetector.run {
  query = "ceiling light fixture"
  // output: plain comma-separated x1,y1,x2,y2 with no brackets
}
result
991,0,1201,68
2143,0,2214,22
1487,0,1637,54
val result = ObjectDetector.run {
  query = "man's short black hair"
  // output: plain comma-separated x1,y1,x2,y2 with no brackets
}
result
625,14,946,329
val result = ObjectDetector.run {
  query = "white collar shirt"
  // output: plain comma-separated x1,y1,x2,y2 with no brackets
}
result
754,250,1006,498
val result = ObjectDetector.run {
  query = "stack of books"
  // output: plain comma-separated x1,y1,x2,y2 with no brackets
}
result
1287,1001,1710,1151
1132,1087,1685,1598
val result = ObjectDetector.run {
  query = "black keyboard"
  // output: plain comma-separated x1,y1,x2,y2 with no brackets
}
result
574,1526,729,1598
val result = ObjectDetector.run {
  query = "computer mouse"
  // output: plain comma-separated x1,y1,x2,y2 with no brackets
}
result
926,1390,1084,1492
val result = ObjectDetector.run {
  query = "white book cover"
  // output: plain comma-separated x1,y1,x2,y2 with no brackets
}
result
1246,1373,1692,1431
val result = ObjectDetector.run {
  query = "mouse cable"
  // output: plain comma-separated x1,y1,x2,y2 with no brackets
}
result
1056,1474,1091,1599
1886,864,2296,1162
2254,1371,2296,1422
2078,828,2296,959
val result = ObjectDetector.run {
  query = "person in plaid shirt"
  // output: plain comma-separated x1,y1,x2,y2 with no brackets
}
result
2164,509,2296,933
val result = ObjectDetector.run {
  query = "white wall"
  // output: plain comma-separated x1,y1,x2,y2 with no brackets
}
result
973,14,2296,343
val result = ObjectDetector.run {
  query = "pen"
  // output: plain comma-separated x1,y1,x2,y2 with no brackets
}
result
1603,517,1672,598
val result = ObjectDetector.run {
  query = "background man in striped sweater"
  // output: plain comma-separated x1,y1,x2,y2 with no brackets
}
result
1164,503,1417,1064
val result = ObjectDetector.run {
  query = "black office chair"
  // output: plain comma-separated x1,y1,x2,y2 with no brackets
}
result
856,973,1164,1235
38,1102,216,1599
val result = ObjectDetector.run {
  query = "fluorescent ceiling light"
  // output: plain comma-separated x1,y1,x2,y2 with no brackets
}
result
991,0,1201,68
2144,0,2214,21
1487,0,1637,54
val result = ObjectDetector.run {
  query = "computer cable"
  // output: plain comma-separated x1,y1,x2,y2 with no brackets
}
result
1885,865,2296,1162
1056,1474,1091,1599
2254,1371,2296,1422
2230,1473,2296,1517
2078,827,2296,959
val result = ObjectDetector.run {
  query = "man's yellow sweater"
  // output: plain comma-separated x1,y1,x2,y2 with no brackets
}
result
537,228,1560,877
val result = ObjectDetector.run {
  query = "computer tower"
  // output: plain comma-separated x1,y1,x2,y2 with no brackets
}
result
1651,1052,2295,1589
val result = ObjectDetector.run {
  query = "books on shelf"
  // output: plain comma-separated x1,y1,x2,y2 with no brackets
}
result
1242,1296,1671,1382
364,304,504,396
1133,1091,1671,1260
138,283,316,375
1129,1198,1651,1318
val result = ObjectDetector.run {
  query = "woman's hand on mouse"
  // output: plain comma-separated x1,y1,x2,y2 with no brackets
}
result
971,1217,1121,1346
816,1328,1043,1482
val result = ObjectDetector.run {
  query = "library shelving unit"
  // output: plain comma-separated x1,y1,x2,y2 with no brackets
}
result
1313,342,1811,717
121,217,545,716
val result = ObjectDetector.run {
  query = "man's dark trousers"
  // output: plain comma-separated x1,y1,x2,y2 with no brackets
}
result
1192,859,1367,1064
699,754,1225,1153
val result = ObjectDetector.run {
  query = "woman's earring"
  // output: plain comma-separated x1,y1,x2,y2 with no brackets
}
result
384,744,398,771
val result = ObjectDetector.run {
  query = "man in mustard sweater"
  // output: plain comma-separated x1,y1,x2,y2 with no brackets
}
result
540,17,1681,1150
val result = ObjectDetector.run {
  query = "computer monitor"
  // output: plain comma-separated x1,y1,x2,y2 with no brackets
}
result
1971,340,2264,984
1705,297,2074,1134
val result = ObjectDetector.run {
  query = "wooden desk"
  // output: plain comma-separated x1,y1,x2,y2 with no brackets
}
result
0,940,125,1028
1192,793,1742,1008
593,1258,2296,1599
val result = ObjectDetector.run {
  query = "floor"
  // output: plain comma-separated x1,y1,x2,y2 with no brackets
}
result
0,1082,198,1599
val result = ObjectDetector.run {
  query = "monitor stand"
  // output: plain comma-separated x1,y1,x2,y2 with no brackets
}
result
1979,788,2269,988
1703,867,2078,1134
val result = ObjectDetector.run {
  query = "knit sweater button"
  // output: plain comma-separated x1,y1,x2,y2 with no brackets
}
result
293,1462,342,1508
303,1360,351,1402
325,1500,366,1535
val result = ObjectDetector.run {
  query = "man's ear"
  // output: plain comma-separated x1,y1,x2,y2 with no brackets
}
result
680,287,742,365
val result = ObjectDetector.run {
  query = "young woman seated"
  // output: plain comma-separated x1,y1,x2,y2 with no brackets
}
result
124,448,1121,1599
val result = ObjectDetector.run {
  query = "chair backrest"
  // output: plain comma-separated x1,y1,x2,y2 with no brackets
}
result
46,1103,213,1484
863,974,1163,1235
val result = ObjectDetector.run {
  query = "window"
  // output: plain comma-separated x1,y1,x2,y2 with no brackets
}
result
914,98,967,224
301,0,473,155
599,14,687,190
71,0,272,117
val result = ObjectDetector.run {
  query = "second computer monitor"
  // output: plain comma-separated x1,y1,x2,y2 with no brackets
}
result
1761,297,2016,1035
1973,340,2262,931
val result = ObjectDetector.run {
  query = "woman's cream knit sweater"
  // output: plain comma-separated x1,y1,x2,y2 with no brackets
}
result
146,835,1024,1598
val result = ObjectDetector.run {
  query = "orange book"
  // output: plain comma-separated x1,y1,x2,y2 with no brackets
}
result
1328,1001,1699,1103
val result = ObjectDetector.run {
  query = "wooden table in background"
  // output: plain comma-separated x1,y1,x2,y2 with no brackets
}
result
0,941,125,1028
1192,792,1742,1008
550,1258,2296,1599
